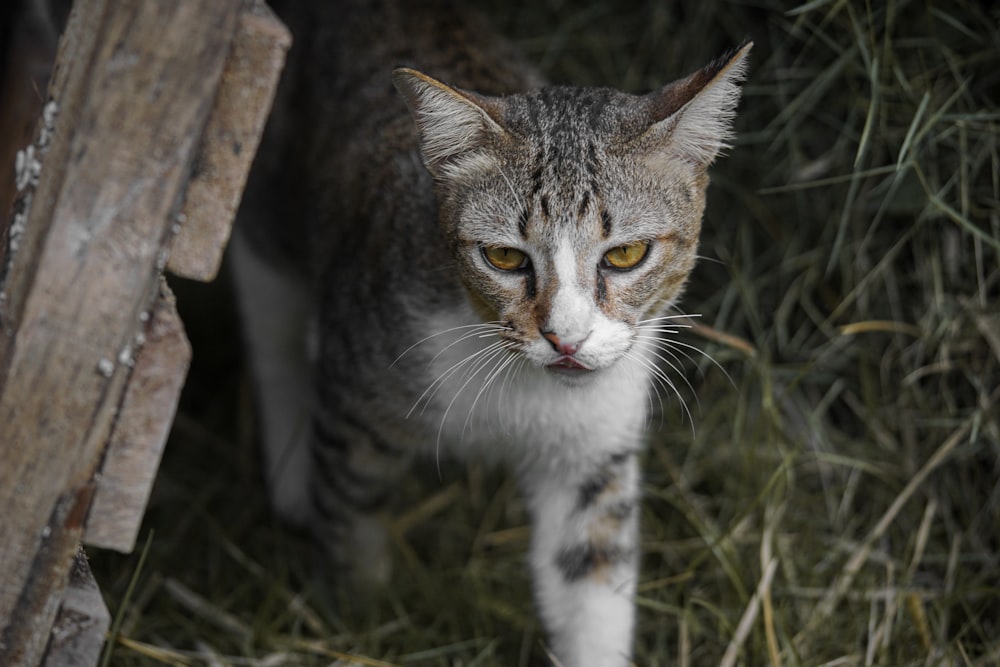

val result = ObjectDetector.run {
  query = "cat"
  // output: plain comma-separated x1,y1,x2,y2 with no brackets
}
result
230,1,750,664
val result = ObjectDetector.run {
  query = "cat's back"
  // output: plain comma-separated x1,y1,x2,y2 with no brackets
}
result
300,0,543,109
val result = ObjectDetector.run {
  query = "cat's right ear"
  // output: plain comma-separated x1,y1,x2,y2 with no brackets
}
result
393,68,506,177
641,40,752,170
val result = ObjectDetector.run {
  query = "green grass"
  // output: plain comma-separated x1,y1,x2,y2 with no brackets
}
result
90,0,1000,665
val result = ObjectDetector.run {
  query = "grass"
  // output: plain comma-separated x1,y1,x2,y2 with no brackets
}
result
90,0,1000,665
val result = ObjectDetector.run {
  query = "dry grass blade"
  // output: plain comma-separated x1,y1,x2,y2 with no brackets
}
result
719,558,778,667
687,321,757,357
162,578,254,644
798,395,992,642
115,637,192,667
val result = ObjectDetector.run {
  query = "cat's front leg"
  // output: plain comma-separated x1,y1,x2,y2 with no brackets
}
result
308,407,411,592
522,451,641,667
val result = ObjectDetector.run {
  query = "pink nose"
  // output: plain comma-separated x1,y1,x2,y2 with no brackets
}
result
542,331,585,356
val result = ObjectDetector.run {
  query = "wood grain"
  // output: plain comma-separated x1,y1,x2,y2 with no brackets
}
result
83,283,191,553
168,0,292,281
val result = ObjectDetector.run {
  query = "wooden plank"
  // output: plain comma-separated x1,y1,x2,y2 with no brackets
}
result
83,283,192,553
168,0,292,281
40,549,110,667
0,1,242,665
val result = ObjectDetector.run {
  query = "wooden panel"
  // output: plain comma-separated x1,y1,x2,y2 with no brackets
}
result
83,284,192,553
0,1,242,665
168,0,292,281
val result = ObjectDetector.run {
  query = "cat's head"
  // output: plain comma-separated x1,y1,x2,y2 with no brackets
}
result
394,43,750,380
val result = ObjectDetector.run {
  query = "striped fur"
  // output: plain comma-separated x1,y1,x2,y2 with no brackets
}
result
232,1,749,665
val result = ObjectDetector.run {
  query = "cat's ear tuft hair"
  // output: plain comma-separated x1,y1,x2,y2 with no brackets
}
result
642,40,752,168
393,68,505,177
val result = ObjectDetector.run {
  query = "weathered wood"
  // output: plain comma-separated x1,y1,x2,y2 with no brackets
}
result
0,1,242,665
168,0,292,281
40,549,110,667
0,0,99,344
83,283,192,553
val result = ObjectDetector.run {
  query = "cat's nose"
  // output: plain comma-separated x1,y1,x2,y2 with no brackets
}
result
542,330,587,356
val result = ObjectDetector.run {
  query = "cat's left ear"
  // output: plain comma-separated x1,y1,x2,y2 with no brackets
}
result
393,68,506,178
641,40,752,169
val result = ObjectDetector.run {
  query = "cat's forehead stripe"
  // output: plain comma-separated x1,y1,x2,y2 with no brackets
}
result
529,155,544,198
577,191,591,219
520,113,609,236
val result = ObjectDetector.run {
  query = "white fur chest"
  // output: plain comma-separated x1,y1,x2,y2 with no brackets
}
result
403,309,655,472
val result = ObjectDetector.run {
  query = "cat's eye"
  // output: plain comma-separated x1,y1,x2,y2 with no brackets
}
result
483,246,529,271
602,241,650,270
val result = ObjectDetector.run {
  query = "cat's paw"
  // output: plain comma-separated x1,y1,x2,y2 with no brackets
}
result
346,513,393,587
315,512,393,593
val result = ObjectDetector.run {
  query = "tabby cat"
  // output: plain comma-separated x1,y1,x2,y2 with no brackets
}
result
231,1,750,664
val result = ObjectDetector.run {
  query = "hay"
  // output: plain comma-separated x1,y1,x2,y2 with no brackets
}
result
91,0,1000,664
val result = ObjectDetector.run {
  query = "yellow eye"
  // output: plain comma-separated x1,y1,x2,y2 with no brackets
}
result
483,246,528,271
603,241,649,270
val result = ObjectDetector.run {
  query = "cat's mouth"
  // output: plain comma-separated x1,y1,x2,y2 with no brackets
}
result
546,355,593,374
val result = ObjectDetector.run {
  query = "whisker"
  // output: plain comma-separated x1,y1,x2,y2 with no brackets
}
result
496,355,527,435
635,322,693,340
636,340,699,403
391,321,508,367
626,353,659,431
656,337,734,386
633,333,700,427
625,349,695,436
635,328,700,367
428,325,506,366
435,341,514,464
637,313,700,325
429,340,510,406
462,345,518,438
634,335,697,370
406,340,508,418
636,317,735,388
